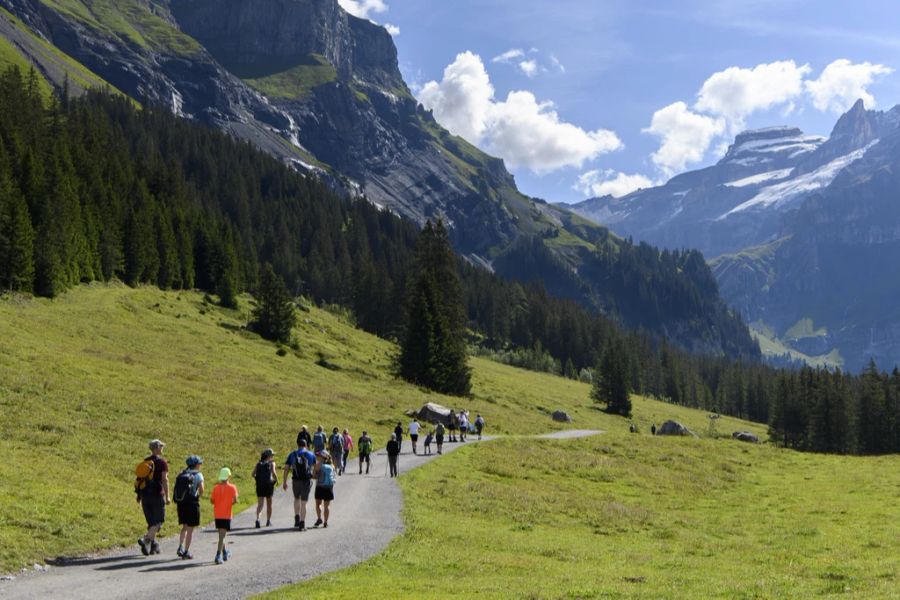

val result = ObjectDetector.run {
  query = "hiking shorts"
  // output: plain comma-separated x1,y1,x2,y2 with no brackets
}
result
256,481,275,498
359,453,370,464
410,434,419,442
214,518,231,531
292,478,312,501
141,494,165,527
314,485,334,501
436,434,444,444
176,502,200,527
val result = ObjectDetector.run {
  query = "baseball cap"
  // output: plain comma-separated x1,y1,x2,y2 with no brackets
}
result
149,439,165,450
262,448,275,458
218,467,232,481
186,455,203,467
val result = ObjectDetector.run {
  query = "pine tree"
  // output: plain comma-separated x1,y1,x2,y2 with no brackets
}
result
397,220,471,396
251,263,296,343
592,344,632,417
0,170,35,292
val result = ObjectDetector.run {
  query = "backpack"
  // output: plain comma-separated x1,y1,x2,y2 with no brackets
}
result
330,433,344,454
173,469,198,504
313,432,326,451
254,461,273,483
134,457,155,496
318,464,335,488
359,438,373,455
291,452,312,481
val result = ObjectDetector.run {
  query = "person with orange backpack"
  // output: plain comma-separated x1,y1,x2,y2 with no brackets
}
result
135,439,170,556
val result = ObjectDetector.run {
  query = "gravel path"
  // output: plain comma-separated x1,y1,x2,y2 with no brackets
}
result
1,430,600,599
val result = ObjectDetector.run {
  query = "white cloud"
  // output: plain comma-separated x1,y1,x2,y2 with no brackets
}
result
418,52,622,173
644,101,725,176
695,60,811,130
806,59,893,113
550,54,566,73
575,170,653,198
492,48,524,64
518,59,538,78
384,23,400,36
338,0,388,19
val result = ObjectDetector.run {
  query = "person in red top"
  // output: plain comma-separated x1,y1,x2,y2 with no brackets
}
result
210,467,238,565
138,439,169,556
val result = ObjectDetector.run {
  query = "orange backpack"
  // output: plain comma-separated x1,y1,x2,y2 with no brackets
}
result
134,457,155,496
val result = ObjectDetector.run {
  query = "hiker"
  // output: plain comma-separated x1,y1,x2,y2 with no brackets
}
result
651,424,657,436
459,411,469,442
252,448,277,528
358,430,373,474
475,414,485,440
330,427,345,475
342,429,353,475
283,439,316,530
136,439,169,556
296,425,312,449
423,430,433,455
394,422,404,453
435,422,445,454
408,418,421,454
210,467,238,565
313,451,336,528
174,455,204,560
386,433,400,477
448,410,457,442
312,425,327,455
629,422,637,433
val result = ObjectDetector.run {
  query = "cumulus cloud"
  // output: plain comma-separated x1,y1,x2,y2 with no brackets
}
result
419,52,622,173
806,59,893,113
695,60,811,130
574,170,653,198
338,0,388,19
644,101,725,176
518,59,538,78
492,48,525,64
384,23,400,36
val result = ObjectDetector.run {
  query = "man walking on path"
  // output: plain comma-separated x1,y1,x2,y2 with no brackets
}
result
296,425,312,449
283,440,316,531
435,422,445,454
341,429,353,475
459,411,469,442
174,455,204,560
394,422,404,453
330,427,345,475
358,431,373,474
408,418,421,454
312,425,327,455
137,439,169,556
448,410,458,442
386,433,400,477
210,468,238,565
475,414,485,440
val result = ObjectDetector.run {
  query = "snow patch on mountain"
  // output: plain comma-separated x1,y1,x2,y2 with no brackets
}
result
719,140,879,219
724,168,794,188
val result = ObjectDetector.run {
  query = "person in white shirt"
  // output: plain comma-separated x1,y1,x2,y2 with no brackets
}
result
408,419,421,455
459,411,469,442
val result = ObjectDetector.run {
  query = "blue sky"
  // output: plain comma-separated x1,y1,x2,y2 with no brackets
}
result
339,1,900,203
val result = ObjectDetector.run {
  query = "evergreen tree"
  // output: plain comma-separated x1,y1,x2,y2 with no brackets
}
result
0,169,34,291
592,344,632,417
250,263,296,343
397,220,471,396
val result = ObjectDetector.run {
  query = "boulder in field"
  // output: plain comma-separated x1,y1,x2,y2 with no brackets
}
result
657,420,692,436
552,410,572,423
412,402,453,425
732,431,759,443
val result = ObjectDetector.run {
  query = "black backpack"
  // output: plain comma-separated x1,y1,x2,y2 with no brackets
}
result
173,469,197,504
254,461,272,483
291,452,311,481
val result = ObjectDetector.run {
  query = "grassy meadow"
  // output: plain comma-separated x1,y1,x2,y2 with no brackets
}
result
1,284,896,598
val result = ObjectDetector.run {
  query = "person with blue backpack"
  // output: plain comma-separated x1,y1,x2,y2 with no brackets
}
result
313,451,336,528
312,425,327,455
252,448,277,528
174,455,204,560
283,440,316,531
329,427,345,475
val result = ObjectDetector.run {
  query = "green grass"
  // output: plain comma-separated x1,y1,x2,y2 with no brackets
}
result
264,436,899,599
785,318,828,340
0,35,53,97
242,54,338,100
751,322,843,369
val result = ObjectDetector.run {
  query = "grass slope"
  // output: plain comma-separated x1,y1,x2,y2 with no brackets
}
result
0,35,52,97
0,284,750,572
241,54,338,101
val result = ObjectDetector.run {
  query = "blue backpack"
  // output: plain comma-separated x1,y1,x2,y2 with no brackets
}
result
318,464,335,488
313,432,326,452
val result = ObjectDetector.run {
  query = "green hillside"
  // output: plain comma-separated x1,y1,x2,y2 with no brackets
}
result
0,284,760,572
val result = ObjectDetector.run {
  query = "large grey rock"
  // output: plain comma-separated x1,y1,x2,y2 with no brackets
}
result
411,402,452,426
657,420,691,436
732,431,759,443
551,410,572,423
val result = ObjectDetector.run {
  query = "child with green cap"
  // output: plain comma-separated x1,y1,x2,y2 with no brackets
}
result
210,467,238,565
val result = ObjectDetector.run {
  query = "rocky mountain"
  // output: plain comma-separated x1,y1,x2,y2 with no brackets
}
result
0,0,758,357
570,101,900,371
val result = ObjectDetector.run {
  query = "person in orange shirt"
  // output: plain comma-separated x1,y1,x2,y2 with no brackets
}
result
210,467,238,565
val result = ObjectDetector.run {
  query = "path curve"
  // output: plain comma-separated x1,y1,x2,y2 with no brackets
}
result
1,430,601,599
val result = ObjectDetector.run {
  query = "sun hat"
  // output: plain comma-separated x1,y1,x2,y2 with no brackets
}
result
218,467,232,481
320,450,331,459
186,455,203,467
149,439,165,450
262,448,275,458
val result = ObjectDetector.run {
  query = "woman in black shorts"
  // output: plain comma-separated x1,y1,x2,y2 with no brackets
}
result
251,448,277,528
313,452,336,528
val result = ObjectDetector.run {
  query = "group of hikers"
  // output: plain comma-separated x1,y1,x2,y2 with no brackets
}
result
133,413,485,565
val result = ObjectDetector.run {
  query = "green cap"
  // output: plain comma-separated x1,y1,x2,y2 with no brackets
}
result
218,467,232,481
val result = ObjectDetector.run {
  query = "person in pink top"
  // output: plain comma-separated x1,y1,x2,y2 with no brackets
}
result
341,429,353,476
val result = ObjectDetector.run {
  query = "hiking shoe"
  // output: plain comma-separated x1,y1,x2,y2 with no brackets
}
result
294,515,300,528
150,542,160,555
181,552,193,560
176,545,185,558
323,522,328,528
223,549,232,562
255,520,260,529
314,518,323,527
298,520,305,531
138,538,149,556
214,553,223,565
265,520,272,527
